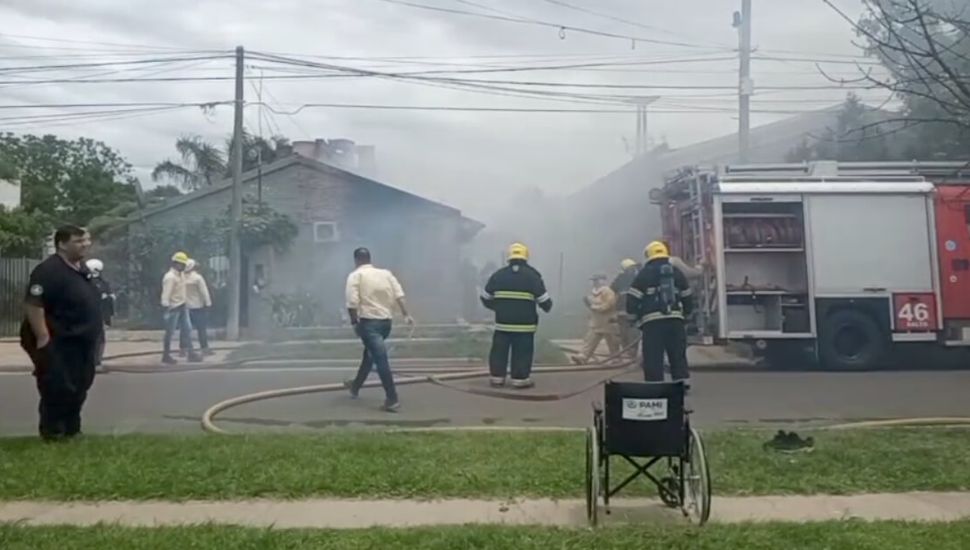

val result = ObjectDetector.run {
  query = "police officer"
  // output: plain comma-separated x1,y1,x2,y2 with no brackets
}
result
480,242,552,389
20,225,103,440
626,241,694,386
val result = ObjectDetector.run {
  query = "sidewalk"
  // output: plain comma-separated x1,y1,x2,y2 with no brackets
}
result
3,492,970,528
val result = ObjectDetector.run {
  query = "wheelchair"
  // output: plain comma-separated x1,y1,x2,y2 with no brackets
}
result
585,380,711,526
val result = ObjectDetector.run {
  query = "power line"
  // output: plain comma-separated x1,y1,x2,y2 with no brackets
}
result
536,0,719,44
0,53,232,75
0,101,231,110
374,0,728,50
255,101,838,115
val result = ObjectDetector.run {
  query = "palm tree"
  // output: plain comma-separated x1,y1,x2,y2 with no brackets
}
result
152,135,227,191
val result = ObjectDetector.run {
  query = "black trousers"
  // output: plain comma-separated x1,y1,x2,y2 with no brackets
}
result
23,337,98,440
641,318,690,383
489,331,535,380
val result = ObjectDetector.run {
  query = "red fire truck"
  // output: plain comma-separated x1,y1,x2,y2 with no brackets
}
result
655,161,970,369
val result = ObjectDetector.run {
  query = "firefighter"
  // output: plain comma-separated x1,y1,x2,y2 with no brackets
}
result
610,258,641,358
480,242,552,388
85,258,115,369
571,273,619,364
626,241,694,387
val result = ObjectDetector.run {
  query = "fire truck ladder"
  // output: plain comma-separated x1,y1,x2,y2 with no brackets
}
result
684,170,715,344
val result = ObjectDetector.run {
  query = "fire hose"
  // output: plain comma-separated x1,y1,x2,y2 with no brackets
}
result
200,338,643,435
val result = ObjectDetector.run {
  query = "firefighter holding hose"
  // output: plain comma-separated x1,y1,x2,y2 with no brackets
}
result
626,241,694,388
480,242,552,389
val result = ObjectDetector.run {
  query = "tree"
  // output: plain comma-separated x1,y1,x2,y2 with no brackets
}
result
0,207,49,257
786,94,902,162
154,133,292,191
0,133,138,224
824,0,970,155
152,135,227,191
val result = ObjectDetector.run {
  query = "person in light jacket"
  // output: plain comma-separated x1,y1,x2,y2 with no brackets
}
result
161,252,200,365
572,273,620,364
181,259,213,355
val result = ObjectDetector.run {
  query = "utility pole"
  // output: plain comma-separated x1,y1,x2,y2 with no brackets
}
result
631,96,659,157
735,0,753,163
226,45,244,341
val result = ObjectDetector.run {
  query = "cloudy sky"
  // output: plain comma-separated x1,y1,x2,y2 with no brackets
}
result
0,0,884,220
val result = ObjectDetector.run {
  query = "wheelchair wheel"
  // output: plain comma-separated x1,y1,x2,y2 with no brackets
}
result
683,427,712,525
585,426,601,526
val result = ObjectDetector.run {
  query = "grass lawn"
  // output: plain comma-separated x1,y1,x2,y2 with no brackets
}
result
3,522,970,550
1,429,969,501
226,333,568,364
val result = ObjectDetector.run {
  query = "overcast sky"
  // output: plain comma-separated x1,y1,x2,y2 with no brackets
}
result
0,0,882,220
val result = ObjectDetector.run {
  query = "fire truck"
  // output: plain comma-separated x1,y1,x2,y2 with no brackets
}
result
655,161,970,370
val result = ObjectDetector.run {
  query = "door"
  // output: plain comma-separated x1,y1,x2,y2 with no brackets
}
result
936,185,970,319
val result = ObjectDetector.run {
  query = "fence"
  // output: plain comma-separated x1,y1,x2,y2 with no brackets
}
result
0,257,39,337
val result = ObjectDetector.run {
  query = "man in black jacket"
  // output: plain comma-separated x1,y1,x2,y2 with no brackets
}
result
626,241,694,386
480,242,552,389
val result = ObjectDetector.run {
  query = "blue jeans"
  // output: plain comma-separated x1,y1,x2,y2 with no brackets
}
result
351,319,397,402
163,306,194,356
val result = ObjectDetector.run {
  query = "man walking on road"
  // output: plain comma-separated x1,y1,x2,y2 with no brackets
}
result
20,225,103,440
161,252,200,365
344,247,414,412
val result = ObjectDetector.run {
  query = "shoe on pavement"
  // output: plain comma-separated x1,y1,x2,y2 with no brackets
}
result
178,350,187,358
161,355,177,365
763,430,815,453
187,353,203,363
570,355,585,366
343,379,359,399
510,378,535,389
383,400,401,412
489,377,506,388
202,348,216,356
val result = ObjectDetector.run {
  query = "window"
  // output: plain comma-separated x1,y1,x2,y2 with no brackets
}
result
313,222,339,243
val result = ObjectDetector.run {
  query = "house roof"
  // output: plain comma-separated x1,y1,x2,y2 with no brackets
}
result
122,154,482,229
567,106,843,203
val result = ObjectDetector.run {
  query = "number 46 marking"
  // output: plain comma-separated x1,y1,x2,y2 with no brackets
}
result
898,302,930,323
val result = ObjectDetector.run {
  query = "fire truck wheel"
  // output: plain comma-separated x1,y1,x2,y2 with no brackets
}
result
818,309,886,370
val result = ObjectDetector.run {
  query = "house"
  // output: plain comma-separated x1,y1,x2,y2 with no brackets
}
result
114,154,483,334
474,107,843,313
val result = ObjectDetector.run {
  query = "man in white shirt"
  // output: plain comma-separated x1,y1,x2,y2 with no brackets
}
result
344,247,414,412
161,252,200,365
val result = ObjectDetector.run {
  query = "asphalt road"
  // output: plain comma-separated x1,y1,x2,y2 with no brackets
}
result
3,365,970,436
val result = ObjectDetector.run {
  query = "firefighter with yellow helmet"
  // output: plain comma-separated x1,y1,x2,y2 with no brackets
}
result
480,242,553,388
626,241,694,386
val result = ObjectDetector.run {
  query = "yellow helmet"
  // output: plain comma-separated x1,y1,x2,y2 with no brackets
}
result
620,258,637,270
644,241,669,261
507,242,529,261
171,251,190,264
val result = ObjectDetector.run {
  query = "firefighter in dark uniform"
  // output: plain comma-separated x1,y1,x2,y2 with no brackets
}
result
20,225,104,440
480,242,553,389
610,258,642,359
626,241,694,386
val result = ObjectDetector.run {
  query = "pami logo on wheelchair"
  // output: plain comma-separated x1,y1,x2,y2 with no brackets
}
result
585,380,711,526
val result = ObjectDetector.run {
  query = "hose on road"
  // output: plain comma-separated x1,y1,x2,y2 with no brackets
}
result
201,340,643,435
